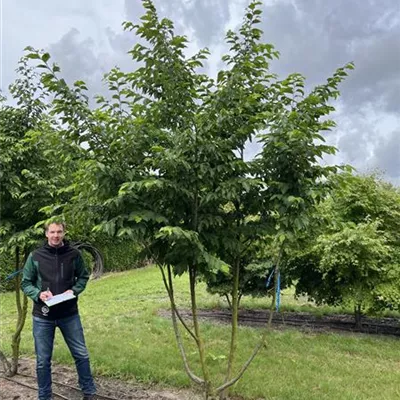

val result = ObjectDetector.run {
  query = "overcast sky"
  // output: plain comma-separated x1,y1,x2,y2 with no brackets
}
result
2,0,400,183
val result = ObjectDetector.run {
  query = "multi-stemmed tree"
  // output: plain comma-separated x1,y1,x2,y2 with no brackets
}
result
22,1,353,397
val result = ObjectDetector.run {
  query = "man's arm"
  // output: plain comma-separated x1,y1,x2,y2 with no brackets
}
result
71,252,90,296
21,253,41,302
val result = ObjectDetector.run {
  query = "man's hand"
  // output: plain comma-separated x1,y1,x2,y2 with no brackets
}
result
39,289,53,301
63,290,73,295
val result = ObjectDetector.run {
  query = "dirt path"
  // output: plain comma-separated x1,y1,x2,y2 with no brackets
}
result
0,359,201,400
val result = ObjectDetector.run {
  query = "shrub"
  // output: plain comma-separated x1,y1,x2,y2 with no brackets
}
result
0,253,16,292
92,236,145,272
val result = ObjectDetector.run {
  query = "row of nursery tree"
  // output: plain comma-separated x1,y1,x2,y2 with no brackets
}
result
1,1,399,398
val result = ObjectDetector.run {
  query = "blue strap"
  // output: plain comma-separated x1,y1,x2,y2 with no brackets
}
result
266,268,281,312
265,268,274,288
276,272,281,312
5,269,23,281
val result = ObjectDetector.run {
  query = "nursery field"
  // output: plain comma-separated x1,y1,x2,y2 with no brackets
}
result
1,266,399,400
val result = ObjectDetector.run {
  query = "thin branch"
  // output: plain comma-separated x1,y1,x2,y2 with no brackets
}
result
158,264,198,342
11,274,28,375
223,258,240,388
189,265,211,393
216,339,264,393
216,247,284,394
160,265,204,385
224,294,232,310
15,247,22,316
0,351,11,376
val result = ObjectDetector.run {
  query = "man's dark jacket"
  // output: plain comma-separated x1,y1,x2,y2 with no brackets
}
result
21,241,90,320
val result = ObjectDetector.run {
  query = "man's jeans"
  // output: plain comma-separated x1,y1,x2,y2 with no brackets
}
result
33,314,96,400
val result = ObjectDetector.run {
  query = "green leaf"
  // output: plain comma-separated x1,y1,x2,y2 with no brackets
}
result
42,53,50,63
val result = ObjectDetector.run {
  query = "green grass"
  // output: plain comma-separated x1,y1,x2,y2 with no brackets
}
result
1,266,399,399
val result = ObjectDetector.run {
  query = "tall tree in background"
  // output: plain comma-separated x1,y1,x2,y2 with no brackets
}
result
289,172,400,328
0,59,51,376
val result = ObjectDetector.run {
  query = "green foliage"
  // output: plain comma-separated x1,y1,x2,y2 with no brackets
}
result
256,65,354,243
206,260,275,302
0,252,16,292
93,236,145,272
0,58,68,256
289,172,400,315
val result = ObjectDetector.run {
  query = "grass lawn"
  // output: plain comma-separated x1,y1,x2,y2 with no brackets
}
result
1,266,399,399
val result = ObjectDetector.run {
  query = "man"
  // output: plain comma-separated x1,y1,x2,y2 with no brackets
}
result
21,220,96,400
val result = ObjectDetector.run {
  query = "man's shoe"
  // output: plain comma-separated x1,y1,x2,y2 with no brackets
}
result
82,395,97,400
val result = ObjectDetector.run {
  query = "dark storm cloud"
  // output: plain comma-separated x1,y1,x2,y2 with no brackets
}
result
106,27,132,55
6,0,399,182
259,0,400,113
336,114,375,166
344,31,400,112
102,0,230,79
124,0,230,46
251,0,400,182
124,0,144,19
47,29,105,90
164,0,230,45
373,129,400,179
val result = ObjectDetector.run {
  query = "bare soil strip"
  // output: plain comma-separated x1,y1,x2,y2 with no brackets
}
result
160,309,400,337
0,359,200,400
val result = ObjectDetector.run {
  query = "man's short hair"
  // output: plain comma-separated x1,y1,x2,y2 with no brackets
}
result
44,219,67,232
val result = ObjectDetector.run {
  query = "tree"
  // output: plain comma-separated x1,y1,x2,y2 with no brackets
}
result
0,56,92,375
289,172,400,327
0,59,48,376
0,57,109,375
24,1,353,397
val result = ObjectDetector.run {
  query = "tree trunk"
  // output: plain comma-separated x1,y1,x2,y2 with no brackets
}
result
189,265,211,397
221,259,240,399
8,247,29,376
354,304,362,330
164,265,204,385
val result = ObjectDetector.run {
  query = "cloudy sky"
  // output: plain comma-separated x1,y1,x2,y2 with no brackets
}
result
2,0,400,183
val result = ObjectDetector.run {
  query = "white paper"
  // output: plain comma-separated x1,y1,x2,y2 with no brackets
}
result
44,292,76,307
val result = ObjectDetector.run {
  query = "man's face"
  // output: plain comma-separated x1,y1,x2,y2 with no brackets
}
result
45,223,65,247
